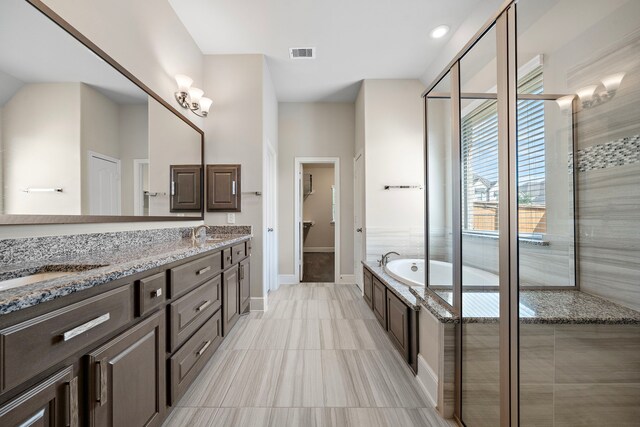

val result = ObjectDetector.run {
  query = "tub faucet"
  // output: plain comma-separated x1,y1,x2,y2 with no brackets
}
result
191,225,210,241
379,251,400,267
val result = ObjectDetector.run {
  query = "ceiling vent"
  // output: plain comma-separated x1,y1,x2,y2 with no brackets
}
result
289,47,315,59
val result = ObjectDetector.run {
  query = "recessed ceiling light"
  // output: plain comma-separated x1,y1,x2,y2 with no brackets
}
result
430,25,450,39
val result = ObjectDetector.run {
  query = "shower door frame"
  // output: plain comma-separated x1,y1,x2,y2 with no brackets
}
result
423,1,580,425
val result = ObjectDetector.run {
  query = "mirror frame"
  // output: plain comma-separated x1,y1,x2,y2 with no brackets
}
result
0,0,205,225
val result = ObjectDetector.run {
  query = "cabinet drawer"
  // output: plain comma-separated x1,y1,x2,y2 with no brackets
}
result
169,311,222,405
231,242,246,264
222,248,232,270
0,285,132,393
169,252,221,298
168,276,221,352
136,272,166,316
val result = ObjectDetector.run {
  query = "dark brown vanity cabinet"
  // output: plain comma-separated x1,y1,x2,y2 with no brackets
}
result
0,366,77,427
87,311,165,427
372,277,387,329
239,258,251,314
0,238,252,427
222,264,240,336
170,165,202,212
363,268,373,308
206,164,241,212
363,266,419,374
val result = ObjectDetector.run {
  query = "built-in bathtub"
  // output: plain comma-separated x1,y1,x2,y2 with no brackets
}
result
384,259,499,288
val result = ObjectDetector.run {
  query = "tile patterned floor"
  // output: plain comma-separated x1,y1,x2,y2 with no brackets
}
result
163,283,456,427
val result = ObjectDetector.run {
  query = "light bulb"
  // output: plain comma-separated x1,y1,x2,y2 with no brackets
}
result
430,25,450,39
601,72,625,93
175,74,193,93
199,97,213,115
188,87,204,108
576,85,598,107
555,95,575,111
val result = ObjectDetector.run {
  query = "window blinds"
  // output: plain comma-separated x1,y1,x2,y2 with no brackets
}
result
461,66,545,234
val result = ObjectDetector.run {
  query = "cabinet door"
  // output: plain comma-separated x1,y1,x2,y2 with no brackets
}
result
363,267,373,309
170,164,202,212
206,164,241,212
222,265,240,336
239,258,251,314
372,277,387,329
87,311,165,427
387,291,410,361
0,366,77,427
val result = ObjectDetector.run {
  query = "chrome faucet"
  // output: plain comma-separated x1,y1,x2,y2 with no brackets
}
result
191,225,210,241
379,251,400,267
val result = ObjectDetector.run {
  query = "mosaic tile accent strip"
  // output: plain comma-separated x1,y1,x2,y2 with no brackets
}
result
572,135,640,173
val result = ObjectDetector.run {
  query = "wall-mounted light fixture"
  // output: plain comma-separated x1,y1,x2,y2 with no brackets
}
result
174,74,212,117
575,72,626,109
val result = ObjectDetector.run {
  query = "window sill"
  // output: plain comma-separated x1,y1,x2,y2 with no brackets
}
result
462,231,550,246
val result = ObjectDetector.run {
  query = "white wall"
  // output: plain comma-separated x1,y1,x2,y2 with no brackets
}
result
2,83,82,215
302,166,335,250
278,103,355,278
201,54,276,306
148,97,201,216
361,80,426,261
0,0,205,238
80,84,120,215
119,104,148,216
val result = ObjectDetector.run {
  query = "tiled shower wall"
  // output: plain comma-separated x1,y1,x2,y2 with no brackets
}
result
570,30,640,312
366,226,425,263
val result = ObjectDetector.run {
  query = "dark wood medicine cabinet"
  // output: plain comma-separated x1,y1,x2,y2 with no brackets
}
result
206,165,242,212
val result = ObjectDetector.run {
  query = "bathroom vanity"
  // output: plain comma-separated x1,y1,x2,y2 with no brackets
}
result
362,263,419,373
0,230,252,426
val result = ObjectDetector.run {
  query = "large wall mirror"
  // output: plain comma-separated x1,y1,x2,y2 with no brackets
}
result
0,0,204,224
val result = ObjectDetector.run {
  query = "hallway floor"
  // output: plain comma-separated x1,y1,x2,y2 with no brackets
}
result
163,283,455,427
302,252,335,282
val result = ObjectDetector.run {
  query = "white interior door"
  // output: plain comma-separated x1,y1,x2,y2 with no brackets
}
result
298,167,304,282
264,143,278,293
354,151,365,291
89,152,120,215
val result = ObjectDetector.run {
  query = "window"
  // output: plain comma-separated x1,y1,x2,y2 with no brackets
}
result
461,66,545,237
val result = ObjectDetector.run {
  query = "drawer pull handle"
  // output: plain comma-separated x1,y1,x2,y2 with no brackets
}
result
151,288,163,298
96,360,108,406
18,408,45,427
196,340,212,356
196,300,211,312
197,266,211,275
65,377,78,427
62,313,110,341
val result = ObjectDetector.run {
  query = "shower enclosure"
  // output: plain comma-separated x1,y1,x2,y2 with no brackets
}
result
424,0,640,425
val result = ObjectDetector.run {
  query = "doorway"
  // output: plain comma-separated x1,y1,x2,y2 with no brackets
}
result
88,151,121,215
353,150,365,292
295,158,340,283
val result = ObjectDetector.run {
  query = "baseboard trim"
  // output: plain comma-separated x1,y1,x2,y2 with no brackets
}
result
278,274,299,285
416,354,439,409
303,247,335,253
337,274,356,285
250,297,265,311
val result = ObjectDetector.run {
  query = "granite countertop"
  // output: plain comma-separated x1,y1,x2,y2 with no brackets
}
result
0,233,251,316
415,288,640,325
362,261,458,323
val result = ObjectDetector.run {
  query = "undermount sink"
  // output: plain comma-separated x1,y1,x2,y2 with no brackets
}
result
0,265,106,291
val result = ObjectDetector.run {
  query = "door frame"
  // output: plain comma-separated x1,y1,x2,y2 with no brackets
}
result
263,140,278,296
88,150,121,215
133,159,149,216
353,149,365,292
294,157,340,284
